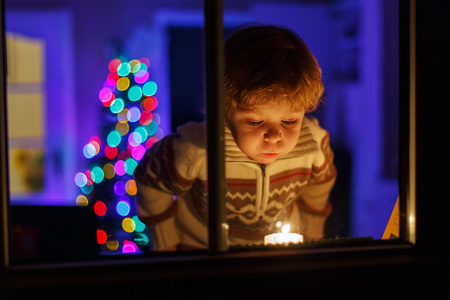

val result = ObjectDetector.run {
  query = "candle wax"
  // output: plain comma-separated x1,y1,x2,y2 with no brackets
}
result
264,232,303,245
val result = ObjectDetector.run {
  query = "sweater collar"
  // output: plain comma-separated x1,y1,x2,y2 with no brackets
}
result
224,117,319,163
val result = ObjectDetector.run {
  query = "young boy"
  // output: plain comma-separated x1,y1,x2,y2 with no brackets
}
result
134,24,337,251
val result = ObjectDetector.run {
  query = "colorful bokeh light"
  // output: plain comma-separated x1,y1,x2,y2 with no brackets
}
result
77,57,163,254
107,130,122,147
84,169,94,185
128,85,143,102
94,201,107,217
125,159,138,176
134,70,149,84
116,200,131,216
122,240,138,253
110,98,125,114
83,143,97,159
128,132,142,147
142,81,157,96
115,122,130,136
142,96,158,111
103,163,115,179
130,144,146,160
139,60,148,71
97,229,107,244
126,179,137,195
91,166,105,184
75,172,88,187
122,218,135,233
81,184,94,195
106,240,120,251
154,127,164,140
138,111,153,125
76,195,89,206
117,62,131,77
139,57,150,68
117,109,128,123
106,72,120,86
116,77,130,91
114,160,127,177
99,87,113,103
127,107,141,122
114,180,127,196
132,216,146,232
145,137,159,149
134,233,149,246
105,145,118,159
152,112,161,125
90,135,101,146
129,59,141,72
108,59,121,72
134,126,148,141
145,120,158,136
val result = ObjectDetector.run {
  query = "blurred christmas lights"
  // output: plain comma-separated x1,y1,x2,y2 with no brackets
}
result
75,57,162,254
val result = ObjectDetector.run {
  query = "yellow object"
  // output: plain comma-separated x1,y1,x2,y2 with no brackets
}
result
122,217,136,233
106,240,119,251
382,197,400,240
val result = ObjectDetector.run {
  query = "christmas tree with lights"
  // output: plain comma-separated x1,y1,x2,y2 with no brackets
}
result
75,57,163,254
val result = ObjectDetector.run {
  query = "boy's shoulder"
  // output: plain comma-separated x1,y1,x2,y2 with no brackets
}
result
286,116,329,158
175,120,207,149
302,116,328,137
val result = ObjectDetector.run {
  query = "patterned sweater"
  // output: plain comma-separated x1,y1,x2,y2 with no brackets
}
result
134,117,336,250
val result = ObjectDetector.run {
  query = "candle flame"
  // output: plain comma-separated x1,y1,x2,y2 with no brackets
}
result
281,224,290,233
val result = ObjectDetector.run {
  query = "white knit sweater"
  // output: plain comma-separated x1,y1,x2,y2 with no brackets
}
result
134,117,336,250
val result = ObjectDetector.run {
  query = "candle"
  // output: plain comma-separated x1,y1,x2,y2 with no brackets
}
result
264,224,303,245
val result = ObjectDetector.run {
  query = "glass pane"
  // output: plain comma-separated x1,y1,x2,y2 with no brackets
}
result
5,0,206,263
221,0,399,248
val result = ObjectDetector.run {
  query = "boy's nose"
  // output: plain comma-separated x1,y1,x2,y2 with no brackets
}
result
264,128,282,143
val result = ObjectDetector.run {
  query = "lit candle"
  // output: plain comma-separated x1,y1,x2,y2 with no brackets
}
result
264,224,303,245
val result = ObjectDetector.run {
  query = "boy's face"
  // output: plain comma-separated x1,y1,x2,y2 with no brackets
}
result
227,103,305,164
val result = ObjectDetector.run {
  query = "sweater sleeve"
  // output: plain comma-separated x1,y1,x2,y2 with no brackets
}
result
298,130,337,241
134,135,180,250
135,180,180,250
134,122,207,250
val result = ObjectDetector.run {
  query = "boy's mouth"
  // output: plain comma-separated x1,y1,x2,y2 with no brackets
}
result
262,153,279,158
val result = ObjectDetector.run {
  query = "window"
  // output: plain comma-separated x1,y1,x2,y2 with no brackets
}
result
1,0,417,272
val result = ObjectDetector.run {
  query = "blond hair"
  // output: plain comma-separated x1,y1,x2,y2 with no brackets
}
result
225,24,324,119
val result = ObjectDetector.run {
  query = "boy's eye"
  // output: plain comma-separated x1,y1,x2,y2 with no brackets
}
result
282,119,298,125
246,120,263,126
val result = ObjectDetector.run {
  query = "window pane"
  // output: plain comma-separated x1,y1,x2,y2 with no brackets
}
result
222,0,400,246
5,0,206,262
4,0,403,265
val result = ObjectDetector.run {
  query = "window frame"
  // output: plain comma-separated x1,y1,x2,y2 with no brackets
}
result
2,0,447,296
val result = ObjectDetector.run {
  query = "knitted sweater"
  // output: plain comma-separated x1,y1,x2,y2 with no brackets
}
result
134,117,336,250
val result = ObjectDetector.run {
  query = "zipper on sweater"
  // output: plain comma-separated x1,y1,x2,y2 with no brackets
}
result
260,164,266,215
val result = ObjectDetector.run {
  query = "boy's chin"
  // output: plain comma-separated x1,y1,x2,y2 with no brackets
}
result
251,156,278,165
